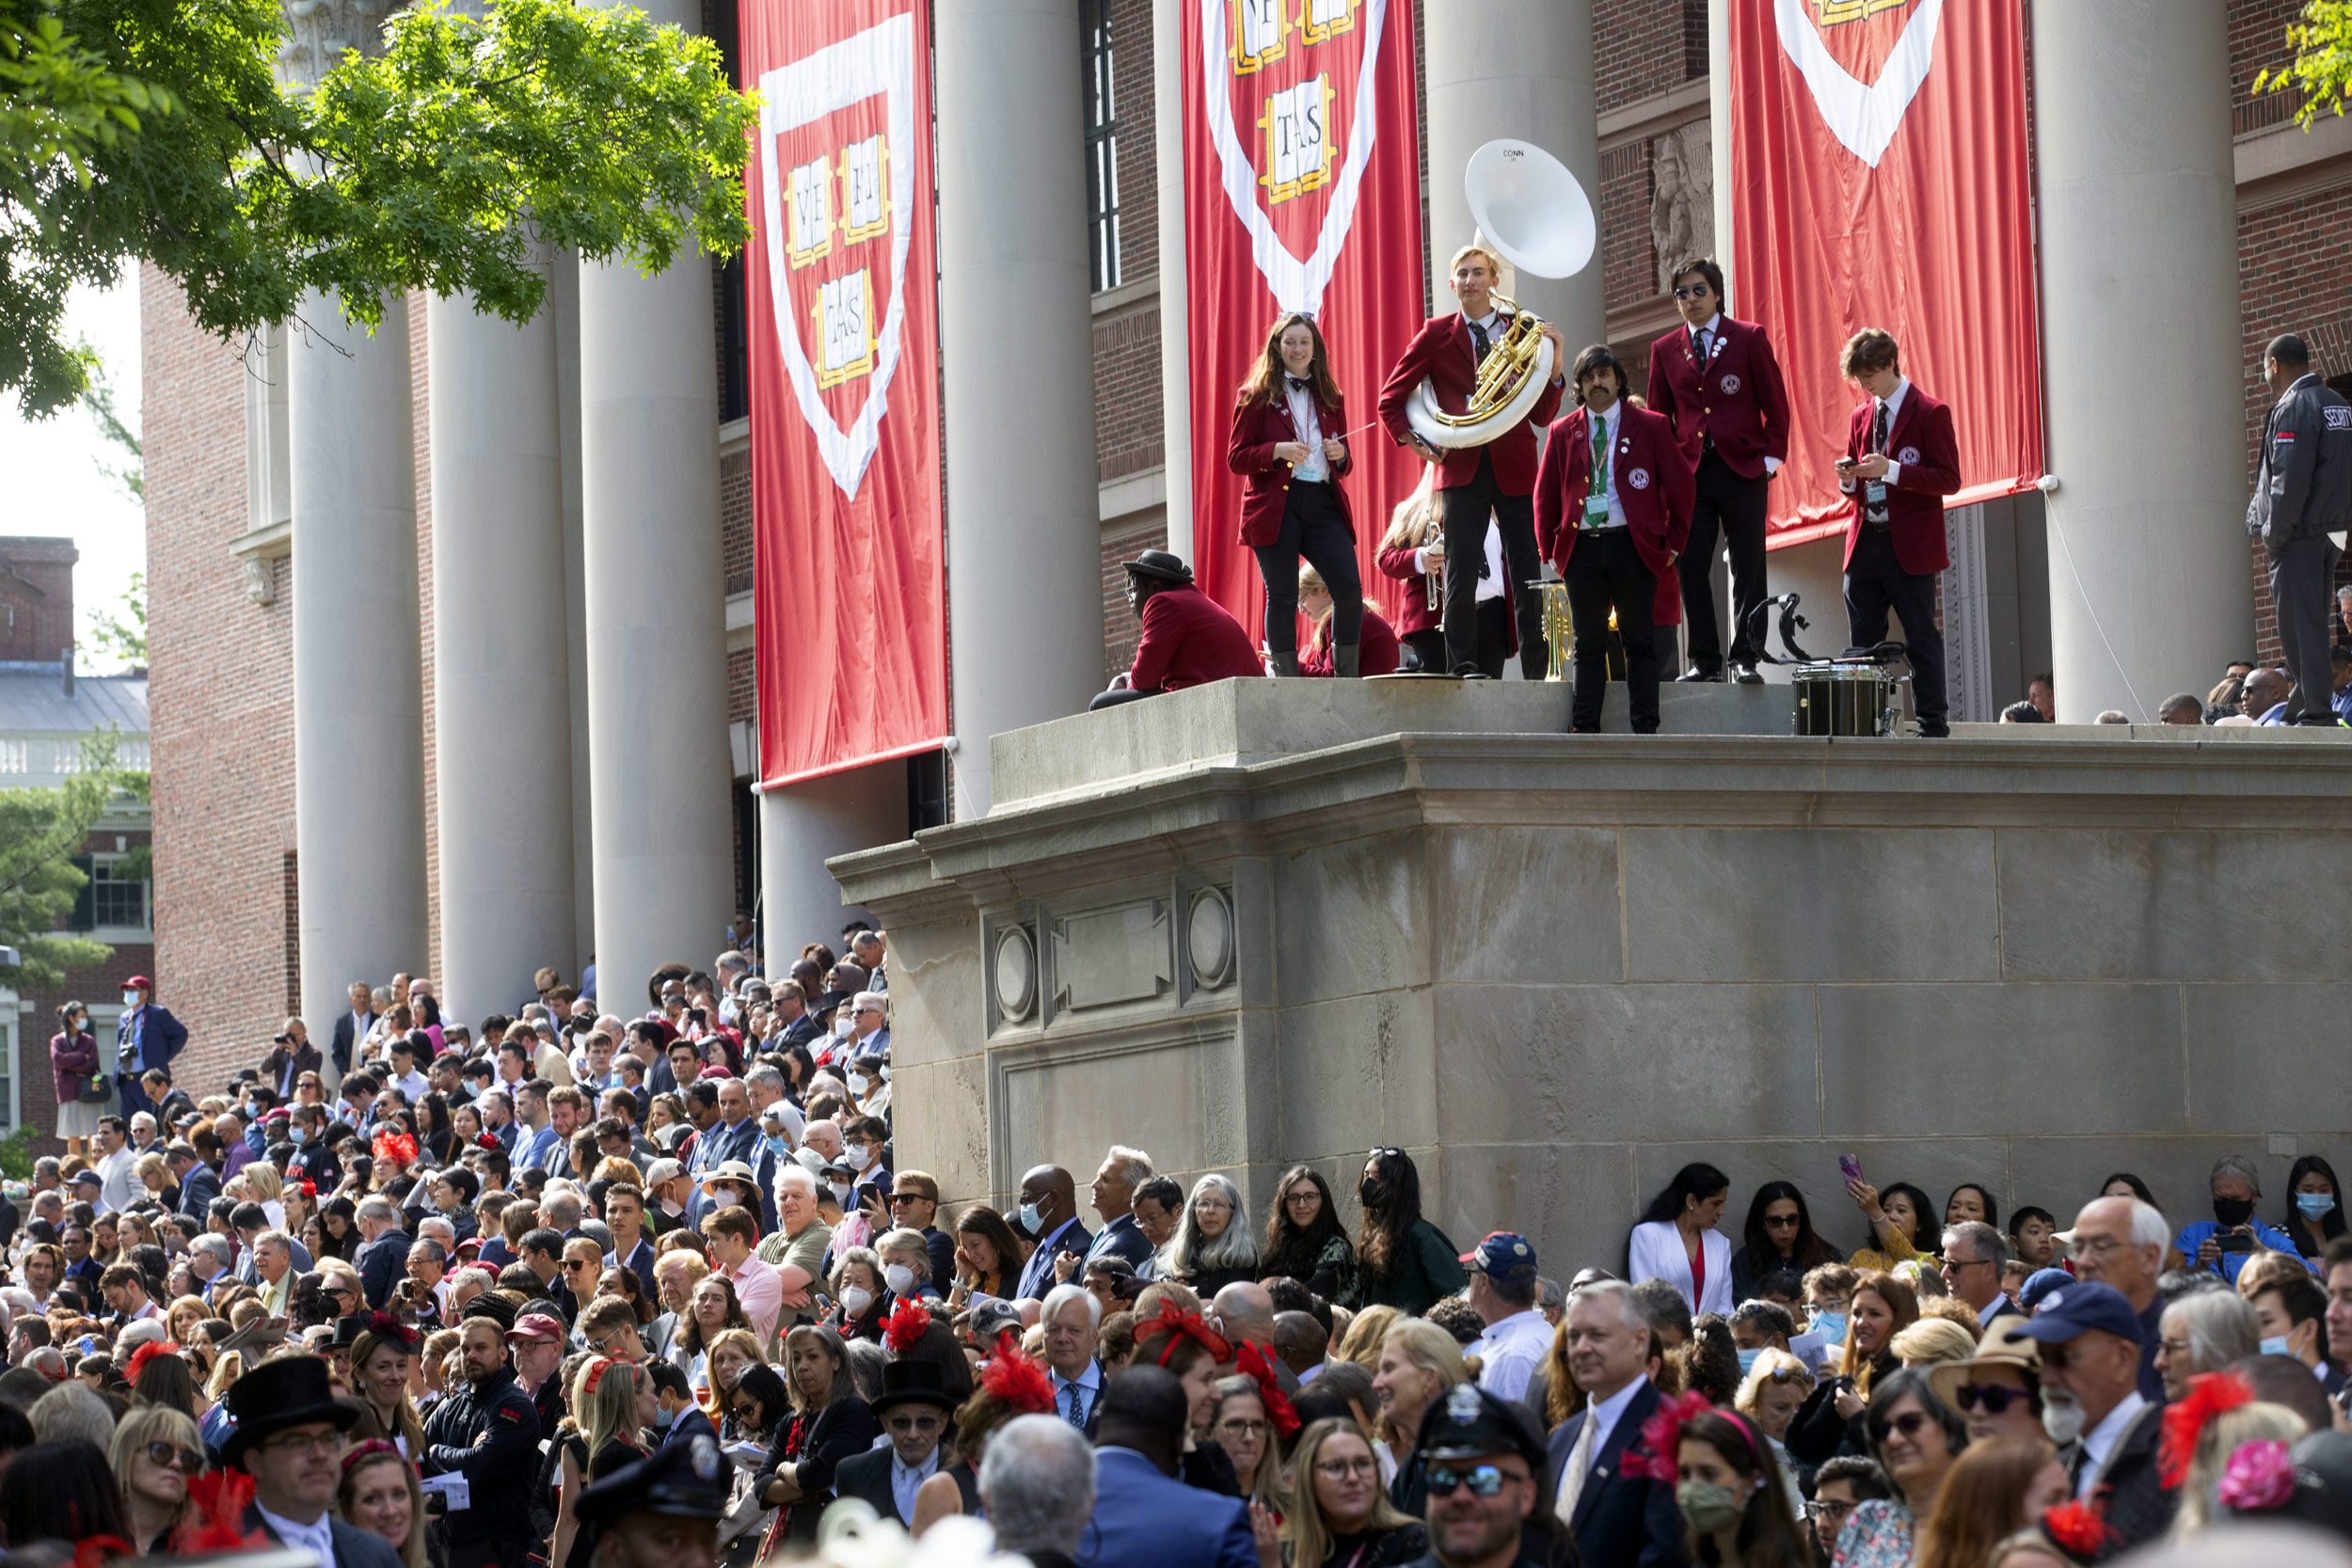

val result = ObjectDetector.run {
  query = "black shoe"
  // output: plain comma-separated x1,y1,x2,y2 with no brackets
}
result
1731,663,1763,686
1917,723,1950,738
1677,666,1724,683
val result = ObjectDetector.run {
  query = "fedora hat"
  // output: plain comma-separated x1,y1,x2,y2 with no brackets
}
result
1927,1314,2041,1414
868,1356,958,1416
221,1355,360,1465
1122,550,1194,586
699,1160,760,1197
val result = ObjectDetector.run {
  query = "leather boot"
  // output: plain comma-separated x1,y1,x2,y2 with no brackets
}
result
1334,642,1361,678
1269,650,1300,677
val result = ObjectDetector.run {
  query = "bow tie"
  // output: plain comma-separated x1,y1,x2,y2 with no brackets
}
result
1286,375,1312,393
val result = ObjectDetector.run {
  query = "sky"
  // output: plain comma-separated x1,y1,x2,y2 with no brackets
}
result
0,262,147,675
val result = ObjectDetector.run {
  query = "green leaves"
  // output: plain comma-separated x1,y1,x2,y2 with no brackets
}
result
2259,0,2352,126
0,0,755,416
0,732,139,990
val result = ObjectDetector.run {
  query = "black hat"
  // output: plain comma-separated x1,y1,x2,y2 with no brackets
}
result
461,1291,519,1332
1122,549,1195,585
869,1356,958,1416
220,1356,360,1465
1416,1382,1549,1470
2279,1430,2352,1538
576,1433,731,1529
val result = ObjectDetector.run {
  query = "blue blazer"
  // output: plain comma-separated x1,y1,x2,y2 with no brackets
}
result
1546,1381,1689,1568
1076,1447,1256,1568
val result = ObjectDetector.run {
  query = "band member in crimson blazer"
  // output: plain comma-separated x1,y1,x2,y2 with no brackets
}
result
1296,563,1401,676
1228,313,1362,676
1089,551,1264,710
1645,257,1790,685
1834,328,1963,737
1377,243,1565,679
1375,479,1445,671
1534,345,1694,735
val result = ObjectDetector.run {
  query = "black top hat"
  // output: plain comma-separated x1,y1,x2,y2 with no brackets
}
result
869,1356,958,1416
1123,550,1195,586
221,1355,360,1465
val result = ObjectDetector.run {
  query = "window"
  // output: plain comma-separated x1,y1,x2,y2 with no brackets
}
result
1083,0,1120,293
68,854,150,935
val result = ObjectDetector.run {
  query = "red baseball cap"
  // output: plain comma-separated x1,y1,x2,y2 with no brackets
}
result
120,975,152,991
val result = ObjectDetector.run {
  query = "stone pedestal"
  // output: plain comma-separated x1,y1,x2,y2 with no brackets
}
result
835,680,2352,1273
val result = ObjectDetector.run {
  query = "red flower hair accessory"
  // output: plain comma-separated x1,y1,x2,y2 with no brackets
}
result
1133,1297,1231,1369
2158,1368,2254,1487
1621,1389,1711,1481
171,1470,267,1555
298,1179,318,1197
371,1128,419,1166
124,1340,182,1385
1232,1341,1301,1438
2217,1438,2297,1513
2038,1497,2112,1563
979,1330,1057,1415
883,1298,933,1354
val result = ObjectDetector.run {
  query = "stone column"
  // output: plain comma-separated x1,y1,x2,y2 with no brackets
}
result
2035,2,2250,721
575,0,736,1003
1152,0,1193,562
551,252,597,961
279,3,428,1074
938,0,1104,818
427,250,577,1022
758,764,908,978
1422,0,1603,345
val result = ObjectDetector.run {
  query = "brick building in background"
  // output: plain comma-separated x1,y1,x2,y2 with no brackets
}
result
140,0,2352,1092
0,539,153,1155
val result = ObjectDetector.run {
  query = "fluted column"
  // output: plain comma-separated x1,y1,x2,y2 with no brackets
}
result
280,0,427,1076
427,247,577,1021
939,0,1104,817
2035,2,2250,720
575,0,736,1001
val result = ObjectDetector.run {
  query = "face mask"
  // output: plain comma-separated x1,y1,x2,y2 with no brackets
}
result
1736,1348,1761,1375
1359,1178,1387,1210
1676,1481,1743,1536
1017,1201,1045,1233
712,1190,740,1210
653,1405,675,1431
2041,1388,2086,1447
847,1073,868,1097
765,1134,790,1162
845,1145,872,1172
2214,1196,2256,1228
290,1127,309,1146
883,1263,914,1296
834,1016,853,1038
829,1181,851,1207
121,992,139,1008
2298,1193,2337,1219
1811,1310,1848,1345
839,1286,874,1317
2261,1335,2292,1357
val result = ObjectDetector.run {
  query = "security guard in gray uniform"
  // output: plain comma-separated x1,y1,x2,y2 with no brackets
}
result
2249,332,2352,724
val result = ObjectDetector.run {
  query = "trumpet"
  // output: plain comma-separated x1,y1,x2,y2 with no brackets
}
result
1420,509,1445,611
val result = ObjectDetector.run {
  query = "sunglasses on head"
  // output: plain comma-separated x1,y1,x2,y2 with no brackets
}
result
1425,1465,1514,1498
1952,1385,2028,1415
1879,1411,1935,1441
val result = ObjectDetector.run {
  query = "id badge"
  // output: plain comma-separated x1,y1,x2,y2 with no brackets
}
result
1584,495,1610,527
1865,481,1887,507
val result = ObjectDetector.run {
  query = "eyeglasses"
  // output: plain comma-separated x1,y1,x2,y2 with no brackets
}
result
146,1442,203,1472
1217,1418,1269,1438
1941,1256,1993,1271
564,1259,595,1272
889,1193,930,1206
1805,1499,1857,1524
886,1415,944,1433
1673,284,1712,300
1878,1411,1935,1441
261,1431,342,1457
1952,1385,2028,1415
1425,1465,1515,1498
1764,1215,1801,1229
1283,1191,1321,1208
1314,1457,1379,1480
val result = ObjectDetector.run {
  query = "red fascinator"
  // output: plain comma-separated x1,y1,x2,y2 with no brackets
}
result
2039,1497,2112,1563
360,1309,421,1352
1621,1389,1713,1481
1133,1297,1231,1369
883,1298,933,1354
125,1340,182,1384
979,1330,1057,1415
2158,1369,2254,1487
1232,1340,1300,1438
371,1128,419,1165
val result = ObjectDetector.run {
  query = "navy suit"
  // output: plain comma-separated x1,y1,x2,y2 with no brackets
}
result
1085,1213,1156,1274
116,1005,187,1118
1547,1381,1688,1568
357,1228,412,1311
175,1164,222,1222
1016,1217,1093,1301
1077,1447,1256,1568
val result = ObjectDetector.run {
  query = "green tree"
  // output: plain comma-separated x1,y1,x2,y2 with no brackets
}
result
3,0,753,418
0,731,143,989
76,334,138,499
2261,1,2352,124
83,568,143,668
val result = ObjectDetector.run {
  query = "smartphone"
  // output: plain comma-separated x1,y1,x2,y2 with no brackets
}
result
1837,1153,1864,1184
2217,1228,2257,1253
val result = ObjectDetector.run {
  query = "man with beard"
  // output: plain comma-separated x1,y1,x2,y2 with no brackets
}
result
1402,1384,1561,1568
2012,1280,2171,1550
422,1302,545,1568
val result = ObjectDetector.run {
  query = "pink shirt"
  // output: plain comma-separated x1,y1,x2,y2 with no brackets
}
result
723,1253,783,1346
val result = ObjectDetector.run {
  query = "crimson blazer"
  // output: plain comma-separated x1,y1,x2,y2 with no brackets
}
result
1533,403,1695,628
1839,384,1962,575
1128,585,1263,693
1227,389,1357,548
1374,543,1444,636
1645,315,1791,480
1376,313,1564,496
1300,605,1402,675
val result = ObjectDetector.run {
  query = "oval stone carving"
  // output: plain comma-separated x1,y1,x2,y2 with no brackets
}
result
994,926,1038,1022
1188,888,1234,989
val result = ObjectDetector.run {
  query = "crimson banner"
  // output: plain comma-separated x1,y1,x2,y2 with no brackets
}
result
746,0,946,786
1183,0,1426,633
1728,0,2042,547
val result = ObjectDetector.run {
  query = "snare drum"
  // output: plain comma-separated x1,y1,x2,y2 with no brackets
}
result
1793,662,1897,736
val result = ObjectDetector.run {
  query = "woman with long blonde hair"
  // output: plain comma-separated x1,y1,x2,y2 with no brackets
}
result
1281,1418,1425,1568
1372,1319,1467,1516
1228,310,1362,676
1374,468,1449,673
549,1357,656,1568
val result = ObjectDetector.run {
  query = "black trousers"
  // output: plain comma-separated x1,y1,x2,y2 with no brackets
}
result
1677,451,1770,672
1440,451,1547,678
1565,528,1661,733
1253,480,1362,655
1844,527,1947,730
1464,598,1512,679
1400,627,1446,673
2266,531,2344,722
1088,685,1160,711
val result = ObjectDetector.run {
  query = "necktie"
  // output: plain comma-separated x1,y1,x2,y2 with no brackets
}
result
1866,402,1891,525
1553,1401,1600,1528
1871,399,1889,455
1692,326,1711,364
1062,1381,1087,1428
1470,320,1491,365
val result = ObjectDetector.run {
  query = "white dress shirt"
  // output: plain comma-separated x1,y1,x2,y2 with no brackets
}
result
890,1447,940,1524
2077,1390,2149,1498
259,1503,338,1568
1839,377,1912,491
1283,381,1328,483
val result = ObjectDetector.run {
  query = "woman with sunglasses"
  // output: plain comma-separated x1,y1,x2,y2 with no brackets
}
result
112,1403,204,1553
1280,1418,1426,1568
1832,1369,1966,1568
1229,310,1363,677
1732,1183,1842,1307
1927,1328,2043,1449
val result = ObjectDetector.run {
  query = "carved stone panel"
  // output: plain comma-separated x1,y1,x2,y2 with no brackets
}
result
1651,121,1714,293
1049,900,1172,1012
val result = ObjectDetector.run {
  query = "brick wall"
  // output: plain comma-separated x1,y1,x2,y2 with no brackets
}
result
723,446,755,597
1100,515,1171,682
142,263,297,1095
1111,0,1158,287
1095,308,1166,482
1091,0,1165,488
1599,140,1655,310
1595,0,1700,114
727,645,755,727
2230,0,2306,133
0,539,78,663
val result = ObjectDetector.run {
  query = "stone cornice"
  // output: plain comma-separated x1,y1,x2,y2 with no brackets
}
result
275,0,400,91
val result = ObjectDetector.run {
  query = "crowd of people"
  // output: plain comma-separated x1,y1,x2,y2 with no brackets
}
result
19,940,2352,1568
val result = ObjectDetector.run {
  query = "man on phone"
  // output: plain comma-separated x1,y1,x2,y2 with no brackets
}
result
2173,1155,2311,1286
